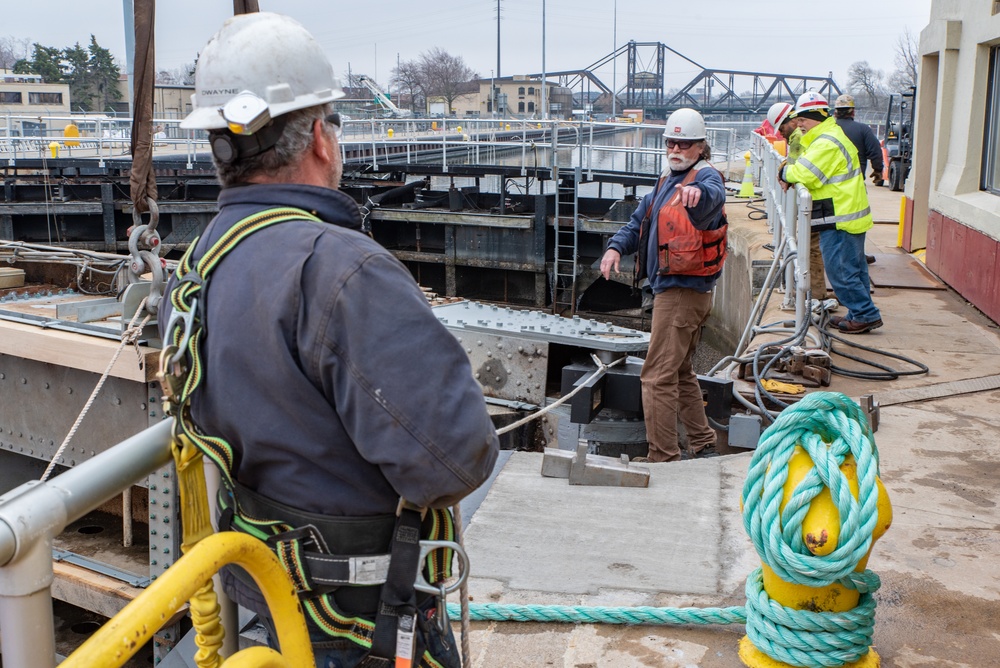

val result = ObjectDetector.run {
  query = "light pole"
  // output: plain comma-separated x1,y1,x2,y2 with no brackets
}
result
491,70,495,118
541,0,547,121
612,0,617,118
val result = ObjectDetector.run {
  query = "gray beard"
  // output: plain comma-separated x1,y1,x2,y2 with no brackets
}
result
668,154,696,172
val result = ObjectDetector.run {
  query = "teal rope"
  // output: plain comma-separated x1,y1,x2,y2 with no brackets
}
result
446,392,882,668
445,602,746,626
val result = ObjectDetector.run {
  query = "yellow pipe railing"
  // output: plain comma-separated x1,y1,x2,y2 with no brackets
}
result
60,532,313,668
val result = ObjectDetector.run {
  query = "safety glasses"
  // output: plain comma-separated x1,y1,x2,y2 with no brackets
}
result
325,112,342,139
665,139,695,150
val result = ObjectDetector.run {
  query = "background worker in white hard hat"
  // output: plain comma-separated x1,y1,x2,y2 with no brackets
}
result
834,94,885,188
158,13,498,668
780,91,883,334
767,101,828,300
599,108,728,462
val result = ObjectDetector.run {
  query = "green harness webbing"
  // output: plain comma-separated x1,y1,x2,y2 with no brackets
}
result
160,207,454,667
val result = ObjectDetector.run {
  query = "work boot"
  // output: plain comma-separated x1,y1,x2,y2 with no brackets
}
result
866,254,876,264
829,315,845,327
837,318,883,334
692,446,719,459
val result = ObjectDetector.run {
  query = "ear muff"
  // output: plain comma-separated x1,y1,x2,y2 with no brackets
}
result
208,115,291,165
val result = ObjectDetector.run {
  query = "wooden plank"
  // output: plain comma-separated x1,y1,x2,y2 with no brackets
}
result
0,318,157,383
51,560,145,619
52,560,188,625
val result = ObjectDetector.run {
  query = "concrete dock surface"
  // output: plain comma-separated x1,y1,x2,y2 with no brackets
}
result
454,185,1000,667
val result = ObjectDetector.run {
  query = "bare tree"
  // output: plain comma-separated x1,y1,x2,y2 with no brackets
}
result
847,61,886,106
155,62,197,86
418,48,479,111
0,36,30,70
391,59,425,112
887,28,918,92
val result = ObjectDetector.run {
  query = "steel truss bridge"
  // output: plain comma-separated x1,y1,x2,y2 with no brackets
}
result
533,41,841,118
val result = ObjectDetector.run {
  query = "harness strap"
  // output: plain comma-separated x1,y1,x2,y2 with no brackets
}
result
160,207,454,667
363,505,425,666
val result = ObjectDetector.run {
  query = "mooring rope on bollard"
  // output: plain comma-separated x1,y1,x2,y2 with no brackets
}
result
448,392,886,668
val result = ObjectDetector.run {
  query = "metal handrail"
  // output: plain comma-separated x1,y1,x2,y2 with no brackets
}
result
60,532,313,668
1,115,739,178
0,419,174,667
746,132,813,349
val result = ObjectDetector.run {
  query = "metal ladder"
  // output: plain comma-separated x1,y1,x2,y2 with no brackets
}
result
551,164,581,315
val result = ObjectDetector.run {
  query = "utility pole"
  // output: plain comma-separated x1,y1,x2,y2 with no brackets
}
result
496,0,501,117
612,0,617,118
542,0,547,121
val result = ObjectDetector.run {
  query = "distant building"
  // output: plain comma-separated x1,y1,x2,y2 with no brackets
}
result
0,69,72,135
475,76,573,119
905,0,1000,323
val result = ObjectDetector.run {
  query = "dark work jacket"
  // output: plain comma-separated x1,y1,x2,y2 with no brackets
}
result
606,160,727,294
836,117,884,178
158,183,499,518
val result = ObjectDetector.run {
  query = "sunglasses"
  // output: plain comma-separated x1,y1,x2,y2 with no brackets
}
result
665,139,696,150
324,112,342,139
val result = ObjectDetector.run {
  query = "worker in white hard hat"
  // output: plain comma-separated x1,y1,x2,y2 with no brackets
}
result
780,91,883,334
160,13,497,667
834,94,885,187
599,108,728,462
765,100,827,299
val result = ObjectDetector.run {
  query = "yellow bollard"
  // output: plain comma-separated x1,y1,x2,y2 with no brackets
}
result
897,195,906,248
537,123,542,129
63,123,81,147
737,151,755,198
388,128,394,138
506,123,511,131
739,447,893,668
432,121,437,131
456,125,462,133
49,141,60,158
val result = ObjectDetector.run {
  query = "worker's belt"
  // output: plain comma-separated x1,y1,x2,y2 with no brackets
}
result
218,482,441,616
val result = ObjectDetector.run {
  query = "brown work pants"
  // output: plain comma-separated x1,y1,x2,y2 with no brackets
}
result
640,288,717,462
810,231,827,298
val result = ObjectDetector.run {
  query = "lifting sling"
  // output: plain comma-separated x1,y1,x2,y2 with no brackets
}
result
158,207,458,667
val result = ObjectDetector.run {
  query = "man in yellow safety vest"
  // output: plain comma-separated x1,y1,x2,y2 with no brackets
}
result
779,92,882,334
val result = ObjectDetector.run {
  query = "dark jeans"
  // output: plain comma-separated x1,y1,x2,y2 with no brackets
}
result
819,228,881,323
263,599,460,668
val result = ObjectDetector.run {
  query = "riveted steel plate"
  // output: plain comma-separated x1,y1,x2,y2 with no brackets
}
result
0,354,151,478
433,301,650,353
451,331,548,405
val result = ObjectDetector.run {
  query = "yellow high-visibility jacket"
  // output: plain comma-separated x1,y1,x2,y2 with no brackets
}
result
781,117,873,234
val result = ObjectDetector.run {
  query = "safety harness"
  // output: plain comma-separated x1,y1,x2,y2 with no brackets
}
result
158,206,460,668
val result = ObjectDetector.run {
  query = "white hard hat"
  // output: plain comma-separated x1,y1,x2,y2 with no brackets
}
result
766,102,794,129
834,94,856,109
795,91,830,114
181,12,344,131
663,108,706,141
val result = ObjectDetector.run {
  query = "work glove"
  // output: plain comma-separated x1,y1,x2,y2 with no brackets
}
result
870,169,885,187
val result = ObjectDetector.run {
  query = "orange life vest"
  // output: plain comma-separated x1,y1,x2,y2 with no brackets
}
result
653,164,728,277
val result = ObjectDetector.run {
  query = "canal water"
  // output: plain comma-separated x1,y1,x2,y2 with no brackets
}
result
419,120,759,200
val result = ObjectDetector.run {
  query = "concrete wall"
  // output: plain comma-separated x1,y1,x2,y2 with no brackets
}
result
704,218,773,354
904,1,1000,323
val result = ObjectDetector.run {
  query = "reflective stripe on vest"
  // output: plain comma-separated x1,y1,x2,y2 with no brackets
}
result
798,134,861,184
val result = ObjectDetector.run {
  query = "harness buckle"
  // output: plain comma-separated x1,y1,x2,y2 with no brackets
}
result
265,524,330,555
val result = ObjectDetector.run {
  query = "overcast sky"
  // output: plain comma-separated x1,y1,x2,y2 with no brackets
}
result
4,0,933,95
